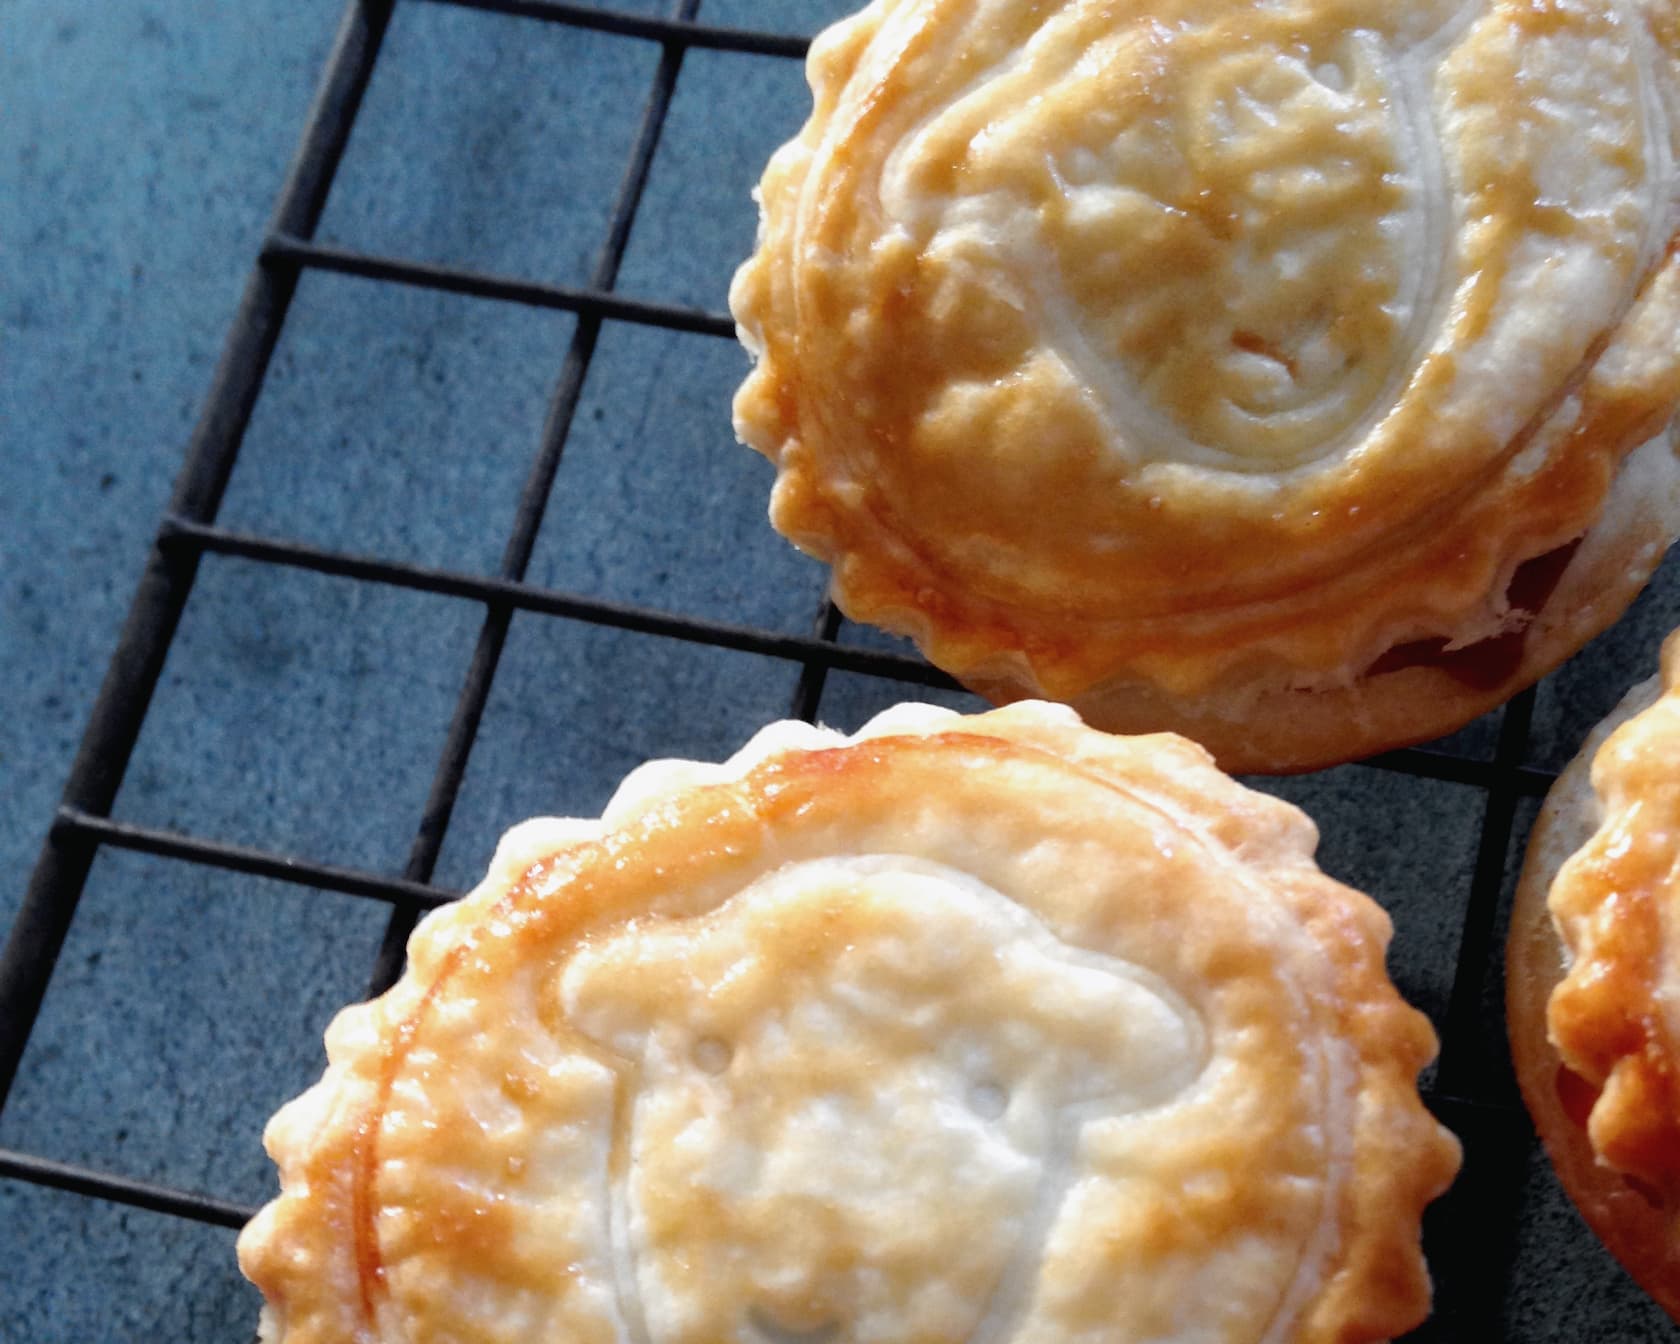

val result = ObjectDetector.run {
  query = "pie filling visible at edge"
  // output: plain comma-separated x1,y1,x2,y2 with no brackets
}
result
731,0,1680,703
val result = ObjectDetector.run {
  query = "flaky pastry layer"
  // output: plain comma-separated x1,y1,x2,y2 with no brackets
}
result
731,0,1680,765
238,704,1458,1344
1508,631,1680,1318
1549,638,1680,1196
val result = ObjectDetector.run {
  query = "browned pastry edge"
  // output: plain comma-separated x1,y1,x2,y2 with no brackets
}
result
973,434,1680,773
1507,680,1680,1322
238,708,1461,1344
734,3,1680,775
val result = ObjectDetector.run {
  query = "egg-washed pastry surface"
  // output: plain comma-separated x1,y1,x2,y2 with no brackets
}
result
238,703,1459,1344
1509,631,1680,1317
731,0,1680,771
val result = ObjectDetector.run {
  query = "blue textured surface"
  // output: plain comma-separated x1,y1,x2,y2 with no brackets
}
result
0,0,339,934
219,272,577,574
5,1,1680,1340
316,2,666,286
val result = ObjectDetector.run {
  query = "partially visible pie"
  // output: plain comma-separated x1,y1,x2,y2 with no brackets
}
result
1509,629,1680,1320
731,0,1680,771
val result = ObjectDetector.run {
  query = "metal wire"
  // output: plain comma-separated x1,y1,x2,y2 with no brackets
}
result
364,0,726,998
0,0,399,1111
0,0,1575,1335
262,233,735,337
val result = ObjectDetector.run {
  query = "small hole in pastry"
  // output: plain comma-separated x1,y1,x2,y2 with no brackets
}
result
1313,60,1348,91
748,1306,839,1344
1623,1172,1668,1211
693,1037,733,1074
1230,330,1299,379
1555,1062,1600,1131
968,1080,1009,1120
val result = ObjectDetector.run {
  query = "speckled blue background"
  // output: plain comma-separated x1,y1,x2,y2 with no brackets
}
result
4,1,1680,1339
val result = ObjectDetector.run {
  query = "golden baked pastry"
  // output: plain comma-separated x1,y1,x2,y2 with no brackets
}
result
1509,629,1680,1319
730,0,1680,772
239,703,1458,1344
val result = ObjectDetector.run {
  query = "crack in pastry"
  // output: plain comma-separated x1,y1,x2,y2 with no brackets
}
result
1509,630,1680,1319
732,0,1680,771
238,704,1458,1344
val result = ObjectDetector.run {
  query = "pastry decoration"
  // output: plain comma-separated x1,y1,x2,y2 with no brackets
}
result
239,703,1458,1343
732,0,1680,770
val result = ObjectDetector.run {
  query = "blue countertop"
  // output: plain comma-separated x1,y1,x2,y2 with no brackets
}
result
4,1,1680,1339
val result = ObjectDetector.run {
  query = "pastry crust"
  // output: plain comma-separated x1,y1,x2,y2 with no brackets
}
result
239,703,1459,1344
1508,631,1680,1319
731,0,1680,772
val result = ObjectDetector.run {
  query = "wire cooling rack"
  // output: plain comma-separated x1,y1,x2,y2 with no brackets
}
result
0,0,1673,1339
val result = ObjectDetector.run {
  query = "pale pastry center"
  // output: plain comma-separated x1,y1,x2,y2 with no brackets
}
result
1045,33,1439,467
869,0,1658,477
562,857,1329,1344
1013,35,1434,470
879,2,1459,472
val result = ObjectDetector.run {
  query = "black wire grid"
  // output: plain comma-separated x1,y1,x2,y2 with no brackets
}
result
0,0,1628,1338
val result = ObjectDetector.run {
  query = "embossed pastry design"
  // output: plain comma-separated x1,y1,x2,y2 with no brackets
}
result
237,705,1459,1343
732,0,1680,771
